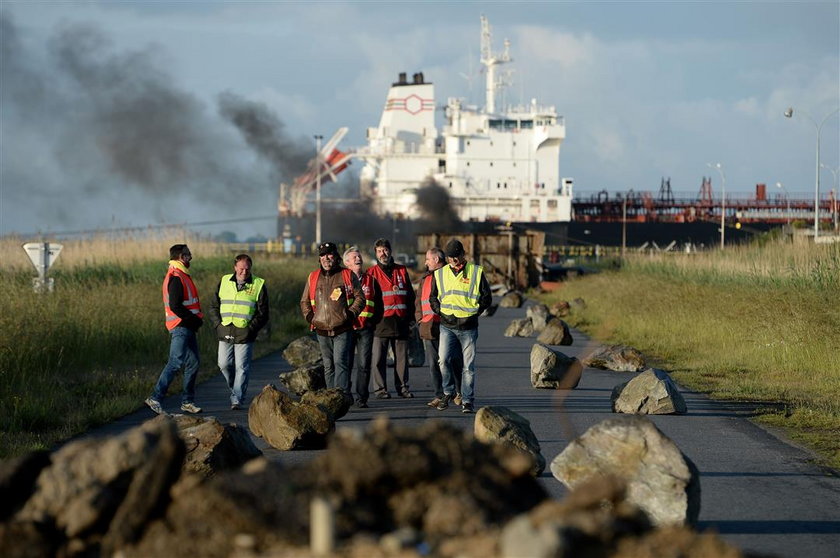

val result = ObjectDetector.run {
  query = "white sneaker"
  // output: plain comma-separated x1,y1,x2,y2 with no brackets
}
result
180,402,202,414
145,398,163,414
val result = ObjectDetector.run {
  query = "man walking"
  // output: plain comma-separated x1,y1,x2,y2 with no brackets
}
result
146,244,204,415
343,246,382,408
207,254,269,410
416,246,463,408
429,239,492,413
300,242,365,397
368,238,415,399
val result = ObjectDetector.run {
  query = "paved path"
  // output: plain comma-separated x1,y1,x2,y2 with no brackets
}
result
90,301,840,558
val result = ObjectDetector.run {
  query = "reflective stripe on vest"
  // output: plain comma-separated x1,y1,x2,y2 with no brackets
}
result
218,274,265,328
368,264,410,318
354,272,376,329
434,263,483,318
420,274,439,324
163,267,203,331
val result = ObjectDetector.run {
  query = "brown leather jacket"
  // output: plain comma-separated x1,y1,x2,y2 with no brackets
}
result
299,266,365,336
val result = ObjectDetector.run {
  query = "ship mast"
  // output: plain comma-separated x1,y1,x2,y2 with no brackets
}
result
480,15,511,114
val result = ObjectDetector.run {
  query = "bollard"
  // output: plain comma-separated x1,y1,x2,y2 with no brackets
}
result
310,495,335,556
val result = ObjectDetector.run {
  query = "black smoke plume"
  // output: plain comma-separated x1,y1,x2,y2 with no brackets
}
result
415,177,461,231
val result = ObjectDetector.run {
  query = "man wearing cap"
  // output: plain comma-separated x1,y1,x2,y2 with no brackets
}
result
300,242,365,398
343,246,382,408
207,254,269,410
415,246,463,409
429,238,492,413
368,238,416,399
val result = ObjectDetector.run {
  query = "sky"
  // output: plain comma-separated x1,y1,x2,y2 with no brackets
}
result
1,1,838,240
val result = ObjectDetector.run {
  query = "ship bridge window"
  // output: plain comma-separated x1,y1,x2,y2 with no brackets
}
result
548,200,557,208
438,159,446,172
489,119,503,130
504,120,517,130
520,120,533,129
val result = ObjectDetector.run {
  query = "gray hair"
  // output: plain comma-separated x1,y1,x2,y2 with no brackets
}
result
427,246,445,262
343,245,361,262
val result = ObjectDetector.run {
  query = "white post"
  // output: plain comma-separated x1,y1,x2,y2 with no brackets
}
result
310,496,334,556
314,134,323,246
707,163,726,249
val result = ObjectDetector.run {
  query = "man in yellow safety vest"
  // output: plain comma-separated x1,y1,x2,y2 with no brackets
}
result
429,239,492,413
207,254,269,410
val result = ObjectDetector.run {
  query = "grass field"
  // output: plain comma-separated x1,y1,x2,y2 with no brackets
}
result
0,234,311,457
540,234,840,469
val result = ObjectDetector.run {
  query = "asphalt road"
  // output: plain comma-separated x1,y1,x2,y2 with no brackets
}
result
91,300,840,558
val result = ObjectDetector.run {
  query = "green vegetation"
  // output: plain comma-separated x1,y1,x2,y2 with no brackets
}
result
0,249,310,457
541,235,840,469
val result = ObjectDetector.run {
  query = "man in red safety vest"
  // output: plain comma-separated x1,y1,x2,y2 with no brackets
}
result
368,238,416,399
415,246,463,408
145,244,204,415
343,246,383,408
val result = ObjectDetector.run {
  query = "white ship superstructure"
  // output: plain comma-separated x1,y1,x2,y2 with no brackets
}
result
357,16,572,223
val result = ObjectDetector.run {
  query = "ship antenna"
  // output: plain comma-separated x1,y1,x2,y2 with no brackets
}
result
480,15,512,114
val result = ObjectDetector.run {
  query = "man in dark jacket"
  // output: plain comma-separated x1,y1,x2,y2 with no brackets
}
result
415,246,463,408
300,242,365,397
367,238,416,399
207,254,269,410
429,239,492,413
146,244,204,415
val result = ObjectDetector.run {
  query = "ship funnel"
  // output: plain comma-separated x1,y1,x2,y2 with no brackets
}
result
395,72,407,86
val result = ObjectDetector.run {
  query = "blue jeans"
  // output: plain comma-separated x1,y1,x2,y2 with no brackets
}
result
218,341,253,405
152,326,200,404
439,325,478,404
425,338,462,399
349,327,374,403
317,331,353,395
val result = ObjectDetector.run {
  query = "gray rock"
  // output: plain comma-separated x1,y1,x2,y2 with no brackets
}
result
248,384,333,450
530,344,582,389
611,368,688,415
570,297,587,311
162,414,262,477
282,336,322,367
301,388,352,421
526,304,551,331
474,406,546,475
549,300,571,317
17,418,184,552
536,317,573,346
279,363,326,395
499,291,524,308
504,317,535,337
550,415,701,526
585,344,646,372
499,514,564,558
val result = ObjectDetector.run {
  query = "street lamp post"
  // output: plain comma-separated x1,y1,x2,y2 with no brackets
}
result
776,182,790,224
314,134,323,246
707,162,726,249
784,107,840,240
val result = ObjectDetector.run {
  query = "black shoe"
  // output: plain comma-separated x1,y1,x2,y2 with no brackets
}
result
356,400,369,408
436,394,451,411
399,390,414,399
230,402,241,410
461,402,474,414
375,392,391,399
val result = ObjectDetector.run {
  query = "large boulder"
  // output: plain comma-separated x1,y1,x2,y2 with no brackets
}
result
550,416,701,526
16,418,185,555
248,384,333,450
161,414,262,477
499,291,524,308
585,345,646,372
526,304,551,331
474,406,545,475
504,317,534,338
282,336,322,367
301,388,352,421
611,368,688,415
279,362,326,395
530,344,582,389
536,317,573,346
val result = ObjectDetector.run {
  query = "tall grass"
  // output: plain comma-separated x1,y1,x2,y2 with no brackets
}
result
0,234,311,457
543,236,840,469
